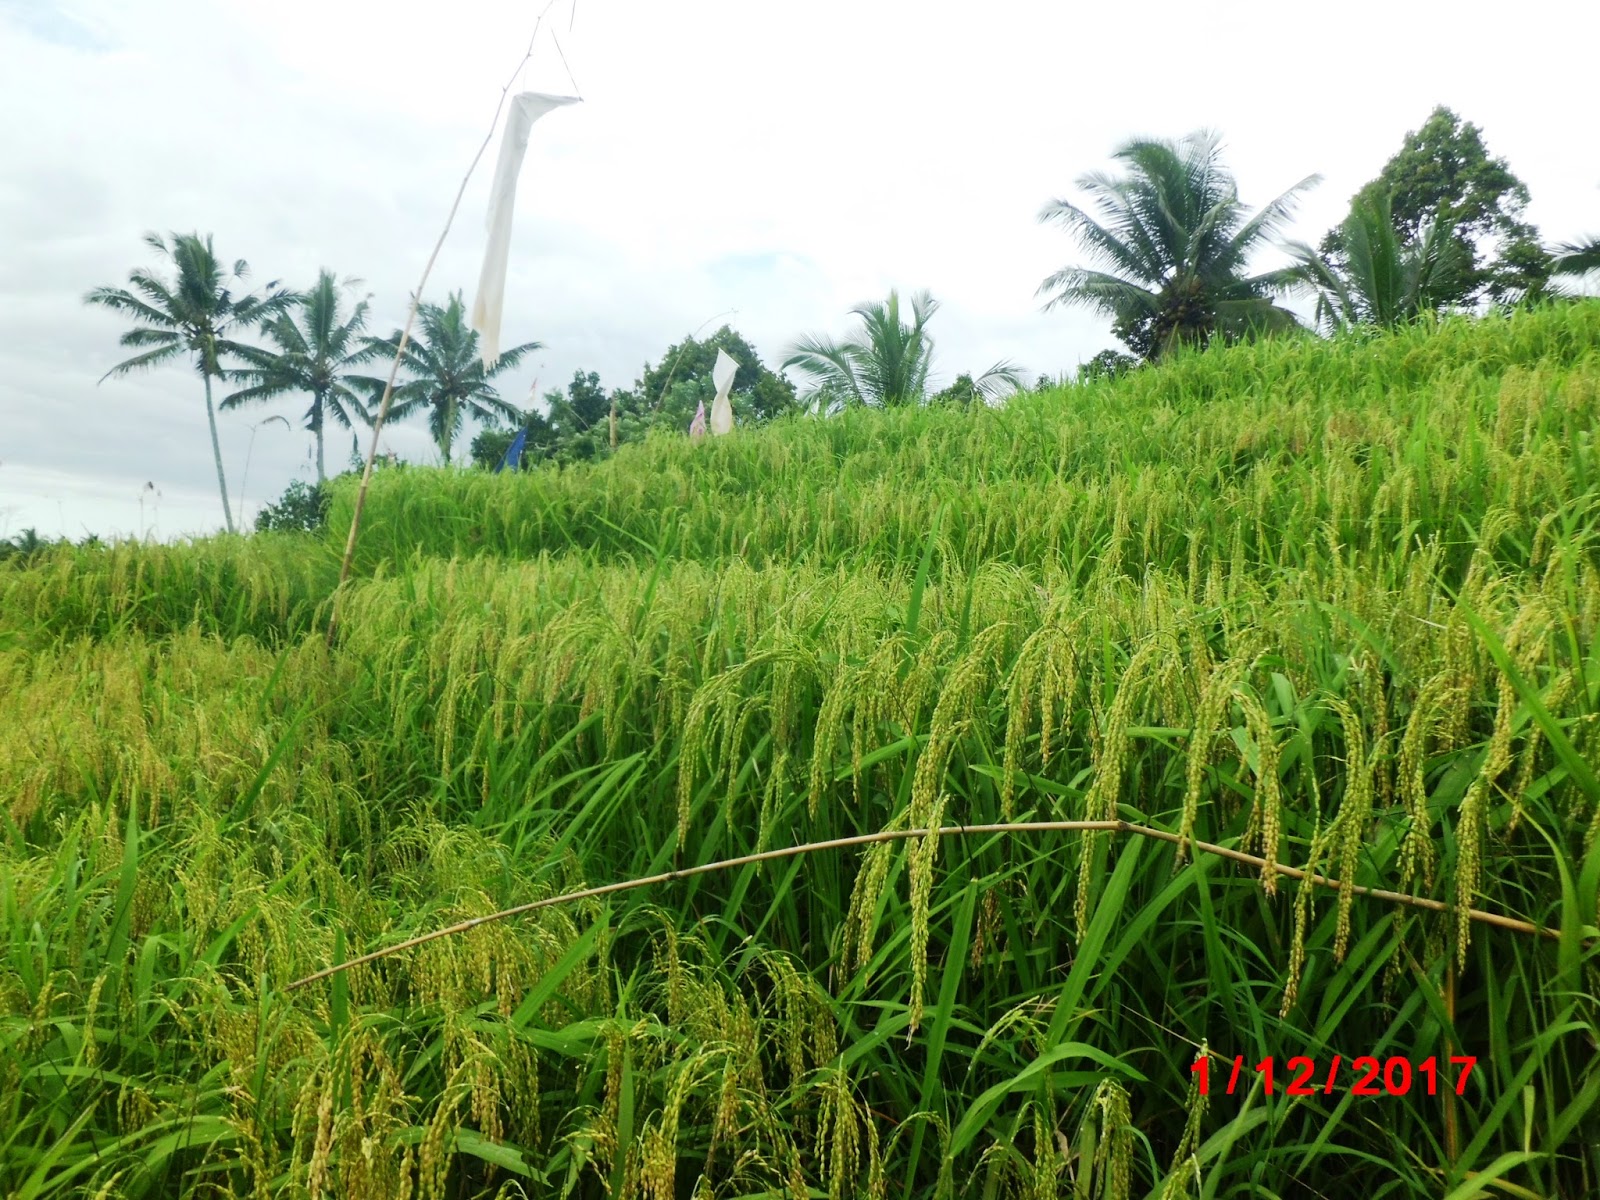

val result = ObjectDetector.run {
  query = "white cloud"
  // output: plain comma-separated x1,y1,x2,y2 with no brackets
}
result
2,0,1596,537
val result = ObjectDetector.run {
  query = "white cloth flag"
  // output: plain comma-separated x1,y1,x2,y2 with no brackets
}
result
470,92,579,367
710,348,738,436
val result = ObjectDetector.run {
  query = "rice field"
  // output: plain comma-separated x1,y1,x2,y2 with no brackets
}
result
4,303,1600,1198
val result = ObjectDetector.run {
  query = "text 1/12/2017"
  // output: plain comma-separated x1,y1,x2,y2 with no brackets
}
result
1190,1055,1476,1097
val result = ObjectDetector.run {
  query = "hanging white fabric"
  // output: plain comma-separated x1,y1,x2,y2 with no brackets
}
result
470,92,579,367
709,348,738,436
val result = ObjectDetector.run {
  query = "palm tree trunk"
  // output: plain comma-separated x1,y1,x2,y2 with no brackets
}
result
203,373,236,534
315,412,326,485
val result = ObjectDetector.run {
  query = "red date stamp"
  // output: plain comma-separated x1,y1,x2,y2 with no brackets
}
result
1191,1054,1476,1097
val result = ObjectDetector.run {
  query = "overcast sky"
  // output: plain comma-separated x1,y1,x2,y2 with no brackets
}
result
2,0,1596,540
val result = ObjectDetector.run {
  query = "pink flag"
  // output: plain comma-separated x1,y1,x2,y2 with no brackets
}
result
689,398,708,441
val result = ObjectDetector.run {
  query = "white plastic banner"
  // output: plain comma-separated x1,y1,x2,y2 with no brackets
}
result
710,348,738,436
470,92,579,366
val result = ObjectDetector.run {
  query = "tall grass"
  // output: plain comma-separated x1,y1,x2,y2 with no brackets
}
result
3,303,1599,1198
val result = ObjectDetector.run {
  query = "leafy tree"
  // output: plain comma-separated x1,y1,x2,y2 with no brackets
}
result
633,327,798,425
222,269,383,483
254,453,404,532
460,328,803,469
607,382,680,448
253,479,331,533
510,328,806,458
85,232,294,532
519,371,620,464
366,291,540,463
547,370,611,440
1326,107,1550,306
606,376,736,448
929,373,981,408
1037,131,1317,361
1286,192,1469,331
340,432,400,474
471,408,557,470
471,427,515,470
785,289,1019,408
471,427,517,470
1076,349,1139,384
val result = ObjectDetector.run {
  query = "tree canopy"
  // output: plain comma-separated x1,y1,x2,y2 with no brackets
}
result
785,290,1020,408
1286,192,1470,332
631,326,797,425
223,269,382,482
1325,107,1550,306
365,291,541,463
1037,131,1317,361
469,325,804,469
85,231,295,533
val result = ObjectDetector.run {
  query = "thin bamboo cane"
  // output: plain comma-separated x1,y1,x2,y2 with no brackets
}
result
285,818,1564,991
326,0,569,647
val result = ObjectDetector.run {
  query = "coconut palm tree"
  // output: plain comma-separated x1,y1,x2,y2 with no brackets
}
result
1553,236,1600,281
365,291,541,463
85,232,294,533
1037,131,1319,361
783,288,1019,409
1284,192,1469,332
222,269,382,483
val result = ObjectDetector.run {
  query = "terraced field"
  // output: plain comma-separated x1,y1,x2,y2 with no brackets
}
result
4,304,1600,1198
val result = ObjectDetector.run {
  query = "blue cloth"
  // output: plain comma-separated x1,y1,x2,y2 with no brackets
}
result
496,427,529,473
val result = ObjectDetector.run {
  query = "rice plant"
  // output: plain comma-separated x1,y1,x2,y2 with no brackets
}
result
3,301,1599,1198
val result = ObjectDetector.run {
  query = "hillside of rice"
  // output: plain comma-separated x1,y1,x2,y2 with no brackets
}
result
3,304,1600,1199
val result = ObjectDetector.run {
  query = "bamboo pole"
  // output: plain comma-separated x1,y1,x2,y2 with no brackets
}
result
326,0,569,647
286,818,1563,991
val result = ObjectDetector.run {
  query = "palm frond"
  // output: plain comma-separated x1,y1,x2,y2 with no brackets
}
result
116,327,183,349
83,287,177,330
1038,198,1161,286
1228,174,1322,258
483,339,543,376
1212,297,1303,338
325,383,374,428
97,343,186,381
220,381,294,410
1036,268,1159,318
783,334,865,406
124,269,181,315
973,359,1024,399
1553,236,1600,278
